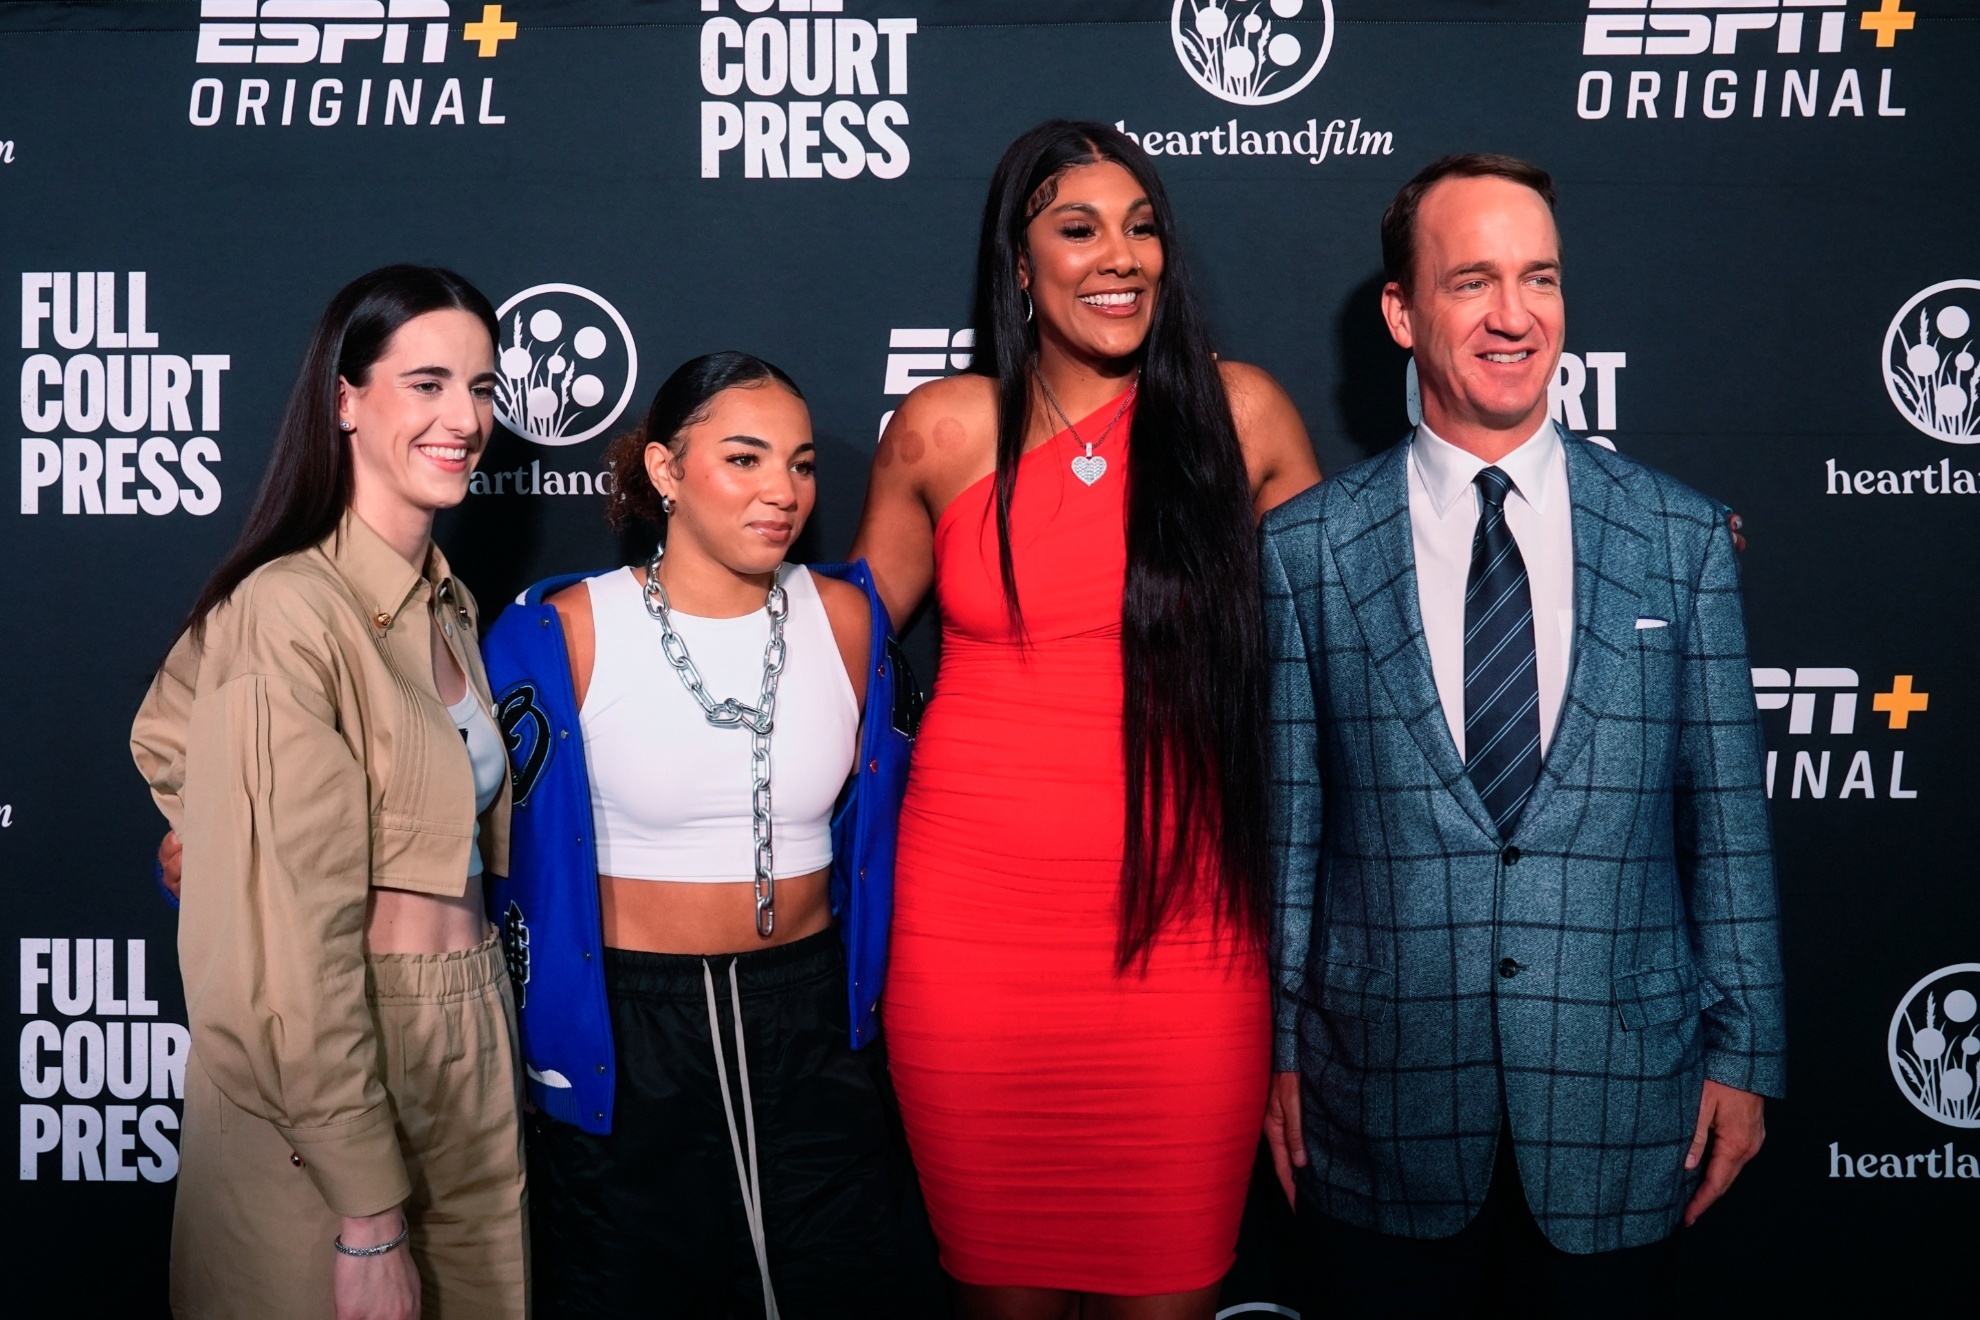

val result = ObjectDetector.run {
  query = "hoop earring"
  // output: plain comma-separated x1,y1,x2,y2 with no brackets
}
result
1023,291,1034,324
660,494,676,515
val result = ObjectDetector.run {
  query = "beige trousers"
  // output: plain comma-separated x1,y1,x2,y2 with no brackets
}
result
171,936,528,1319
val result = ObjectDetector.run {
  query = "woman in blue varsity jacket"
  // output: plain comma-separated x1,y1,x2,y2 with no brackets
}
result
480,352,921,1318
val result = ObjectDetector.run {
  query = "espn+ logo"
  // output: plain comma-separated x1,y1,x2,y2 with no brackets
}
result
196,0,454,65
1751,665,1928,801
189,0,512,129
1575,0,1915,123
18,273,228,518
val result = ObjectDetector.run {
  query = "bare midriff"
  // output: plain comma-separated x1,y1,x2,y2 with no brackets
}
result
365,878,492,955
600,867,833,955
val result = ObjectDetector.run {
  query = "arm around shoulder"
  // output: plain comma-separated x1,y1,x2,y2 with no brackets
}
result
848,374,995,629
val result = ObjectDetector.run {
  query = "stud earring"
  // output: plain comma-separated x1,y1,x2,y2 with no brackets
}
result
338,420,354,432
660,494,676,515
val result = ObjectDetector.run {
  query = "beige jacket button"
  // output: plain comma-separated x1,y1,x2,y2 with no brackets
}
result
290,1151,306,1168
373,612,392,629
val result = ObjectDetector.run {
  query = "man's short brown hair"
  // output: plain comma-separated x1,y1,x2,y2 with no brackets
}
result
1380,153,1557,293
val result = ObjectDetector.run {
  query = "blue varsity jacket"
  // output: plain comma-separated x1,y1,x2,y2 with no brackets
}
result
480,560,921,1134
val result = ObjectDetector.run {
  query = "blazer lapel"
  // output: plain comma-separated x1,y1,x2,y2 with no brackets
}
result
1517,428,1649,832
1326,437,1498,840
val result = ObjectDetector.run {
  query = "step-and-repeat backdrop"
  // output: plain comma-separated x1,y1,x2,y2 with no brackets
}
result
2,1,1974,1312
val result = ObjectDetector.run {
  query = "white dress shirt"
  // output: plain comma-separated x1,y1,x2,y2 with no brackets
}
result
1408,419,1576,762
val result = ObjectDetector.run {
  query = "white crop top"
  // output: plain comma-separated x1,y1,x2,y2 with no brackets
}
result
447,691,508,879
581,564,859,881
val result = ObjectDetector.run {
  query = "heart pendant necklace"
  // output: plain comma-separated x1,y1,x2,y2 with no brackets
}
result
1038,369,1138,488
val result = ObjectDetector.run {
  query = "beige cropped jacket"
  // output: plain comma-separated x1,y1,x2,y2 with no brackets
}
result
131,509,511,1218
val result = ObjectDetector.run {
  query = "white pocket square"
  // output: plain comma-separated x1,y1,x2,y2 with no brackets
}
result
1635,617,1669,630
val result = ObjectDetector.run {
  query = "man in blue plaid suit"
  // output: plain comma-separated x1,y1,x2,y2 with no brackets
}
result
1259,155,1785,1315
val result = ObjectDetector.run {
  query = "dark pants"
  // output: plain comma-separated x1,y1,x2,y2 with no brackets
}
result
1296,1122,1682,1319
527,930,908,1319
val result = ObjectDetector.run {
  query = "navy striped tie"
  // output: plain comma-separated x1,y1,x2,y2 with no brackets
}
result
1464,467,1541,837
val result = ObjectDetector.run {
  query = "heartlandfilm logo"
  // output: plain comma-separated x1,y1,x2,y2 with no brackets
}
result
1170,0,1335,106
1129,0,1382,168
1883,280,1979,445
1890,963,1980,1129
492,284,637,448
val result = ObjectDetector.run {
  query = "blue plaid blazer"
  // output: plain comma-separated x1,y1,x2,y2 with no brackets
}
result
1261,428,1785,1253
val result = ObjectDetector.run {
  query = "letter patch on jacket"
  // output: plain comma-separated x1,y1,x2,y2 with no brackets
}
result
496,681,552,805
501,900,532,1007
887,637,925,740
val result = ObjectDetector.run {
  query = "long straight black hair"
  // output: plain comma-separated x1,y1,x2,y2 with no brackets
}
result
971,120,1269,967
178,264,499,642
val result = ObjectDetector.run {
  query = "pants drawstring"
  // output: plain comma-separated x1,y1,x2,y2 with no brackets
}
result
704,958,779,1320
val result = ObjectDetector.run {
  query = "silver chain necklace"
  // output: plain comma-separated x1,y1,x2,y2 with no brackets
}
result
642,545,789,939
1036,368,1139,487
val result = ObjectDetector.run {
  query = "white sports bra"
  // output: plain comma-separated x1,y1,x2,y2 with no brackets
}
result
580,564,859,882
446,691,508,880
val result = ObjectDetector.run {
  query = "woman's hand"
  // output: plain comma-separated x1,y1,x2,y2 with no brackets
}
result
334,1209,420,1320
158,830,183,901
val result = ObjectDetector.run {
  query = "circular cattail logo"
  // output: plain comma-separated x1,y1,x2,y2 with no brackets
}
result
1883,280,1980,445
1171,0,1335,107
1889,963,1980,1129
493,283,639,447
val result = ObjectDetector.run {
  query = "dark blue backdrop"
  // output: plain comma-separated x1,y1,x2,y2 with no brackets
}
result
3,1,1976,1311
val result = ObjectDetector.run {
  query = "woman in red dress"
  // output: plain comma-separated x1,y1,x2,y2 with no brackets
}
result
851,121,1320,1318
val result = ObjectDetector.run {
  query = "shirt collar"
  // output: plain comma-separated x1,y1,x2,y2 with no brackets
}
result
324,507,457,628
1411,416,1562,518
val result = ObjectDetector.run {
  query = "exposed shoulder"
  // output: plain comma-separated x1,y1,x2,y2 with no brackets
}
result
806,570,873,707
877,373,998,472
1219,359,1302,443
1219,358,1321,507
811,571,870,632
1218,358,1290,410
545,579,592,619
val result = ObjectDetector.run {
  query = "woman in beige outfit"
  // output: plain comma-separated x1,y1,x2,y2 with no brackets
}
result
132,266,526,1320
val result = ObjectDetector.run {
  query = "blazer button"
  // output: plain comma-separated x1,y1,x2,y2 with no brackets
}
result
289,1151,306,1168
1499,957,1523,979
373,611,392,629
1501,845,1521,866
868,759,878,774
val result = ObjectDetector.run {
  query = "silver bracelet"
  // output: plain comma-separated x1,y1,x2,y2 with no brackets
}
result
334,1219,410,1258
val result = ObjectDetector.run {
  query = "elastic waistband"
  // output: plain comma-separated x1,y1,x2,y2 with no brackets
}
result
604,927,840,1001
366,932,506,1003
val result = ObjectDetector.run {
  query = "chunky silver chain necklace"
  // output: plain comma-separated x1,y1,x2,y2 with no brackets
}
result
642,545,789,938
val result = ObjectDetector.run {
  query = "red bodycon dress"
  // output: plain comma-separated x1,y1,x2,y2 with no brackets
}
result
886,392,1270,1293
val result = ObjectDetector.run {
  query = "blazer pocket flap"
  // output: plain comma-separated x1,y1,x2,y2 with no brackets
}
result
1313,959,1395,1022
1614,965,1720,1030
